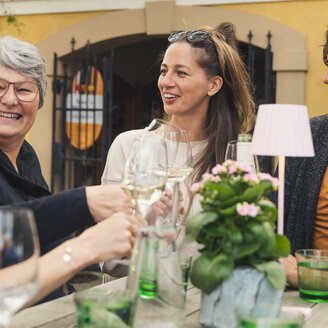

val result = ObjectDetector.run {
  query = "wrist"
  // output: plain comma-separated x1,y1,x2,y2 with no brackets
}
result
61,237,96,275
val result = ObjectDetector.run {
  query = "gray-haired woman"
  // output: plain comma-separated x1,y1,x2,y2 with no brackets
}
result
0,35,136,300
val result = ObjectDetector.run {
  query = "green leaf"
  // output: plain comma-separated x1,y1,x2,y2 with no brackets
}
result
239,180,272,203
219,205,236,216
257,221,276,258
232,231,260,259
203,221,227,237
230,180,246,195
207,182,235,200
246,221,265,241
258,199,278,222
190,254,233,294
254,261,286,290
185,212,218,242
220,196,240,208
272,235,291,258
228,227,243,245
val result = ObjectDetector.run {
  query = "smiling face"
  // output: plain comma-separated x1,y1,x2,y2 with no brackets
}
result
0,65,39,147
158,42,218,122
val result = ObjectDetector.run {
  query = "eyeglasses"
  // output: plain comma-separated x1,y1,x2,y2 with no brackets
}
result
0,78,39,102
168,30,212,43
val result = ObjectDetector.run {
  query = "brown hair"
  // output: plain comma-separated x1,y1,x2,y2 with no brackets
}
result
324,29,328,66
165,22,255,181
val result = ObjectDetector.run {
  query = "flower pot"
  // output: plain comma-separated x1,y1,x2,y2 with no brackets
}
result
199,267,283,328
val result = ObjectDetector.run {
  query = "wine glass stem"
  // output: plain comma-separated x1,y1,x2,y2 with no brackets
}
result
0,311,12,328
172,182,180,227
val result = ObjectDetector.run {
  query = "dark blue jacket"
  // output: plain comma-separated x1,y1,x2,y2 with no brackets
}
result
272,115,328,253
0,140,93,248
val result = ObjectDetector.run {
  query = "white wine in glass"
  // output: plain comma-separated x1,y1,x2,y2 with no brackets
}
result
121,134,168,222
0,208,40,328
146,119,194,229
166,130,193,183
167,167,193,183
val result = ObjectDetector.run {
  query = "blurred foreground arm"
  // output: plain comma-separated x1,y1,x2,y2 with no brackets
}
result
30,213,138,304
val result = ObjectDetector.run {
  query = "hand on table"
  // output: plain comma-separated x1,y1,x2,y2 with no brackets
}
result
280,254,298,288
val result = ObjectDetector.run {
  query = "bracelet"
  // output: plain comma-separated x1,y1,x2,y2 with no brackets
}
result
62,246,73,263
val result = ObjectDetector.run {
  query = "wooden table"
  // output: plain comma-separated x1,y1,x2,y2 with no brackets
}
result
11,278,328,327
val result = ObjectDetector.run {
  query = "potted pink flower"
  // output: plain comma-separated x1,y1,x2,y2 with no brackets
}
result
186,160,290,328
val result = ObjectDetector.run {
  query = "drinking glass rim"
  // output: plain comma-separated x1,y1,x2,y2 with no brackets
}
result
295,248,328,258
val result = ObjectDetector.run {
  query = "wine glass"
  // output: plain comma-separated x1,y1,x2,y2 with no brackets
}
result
146,119,194,229
121,133,168,224
0,208,40,328
225,140,237,162
225,140,259,173
103,134,168,269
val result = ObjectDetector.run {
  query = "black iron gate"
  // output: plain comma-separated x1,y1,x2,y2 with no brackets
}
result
50,31,275,192
51,40,113,191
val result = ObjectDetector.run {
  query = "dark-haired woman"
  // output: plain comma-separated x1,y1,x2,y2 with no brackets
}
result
101,22,255,276
103,22,254,208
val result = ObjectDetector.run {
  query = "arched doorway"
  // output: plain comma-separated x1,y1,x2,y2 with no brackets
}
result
35,3,307,186
51,32,274,190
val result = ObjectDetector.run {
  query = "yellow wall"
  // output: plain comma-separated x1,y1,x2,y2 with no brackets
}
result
0,11,103,43
1,1,326,120
219,0,328,117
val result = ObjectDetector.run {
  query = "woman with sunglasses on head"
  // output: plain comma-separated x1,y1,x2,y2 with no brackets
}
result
0,35,137,301
157,23,254,181
103,21,254,200
102,22,255,276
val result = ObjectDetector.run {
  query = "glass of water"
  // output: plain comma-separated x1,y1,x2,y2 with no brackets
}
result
0,208,40,328
75,288,133,327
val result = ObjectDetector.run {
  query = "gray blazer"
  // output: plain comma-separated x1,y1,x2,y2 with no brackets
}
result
276,114,328,253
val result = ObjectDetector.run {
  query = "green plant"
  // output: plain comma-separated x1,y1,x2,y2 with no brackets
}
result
1,1,24,34
186,160,290,294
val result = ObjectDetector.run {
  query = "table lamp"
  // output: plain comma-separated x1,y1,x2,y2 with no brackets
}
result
251,104,314,235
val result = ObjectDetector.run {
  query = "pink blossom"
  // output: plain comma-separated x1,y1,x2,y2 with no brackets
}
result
244,172,258,183
238,163,253,173
211,164,226,175
258,173,271,180
202,173,213,182
271,177,279,188
236,203,249,216
247,204,259,217
190,182,202,193
228,165,237,174
210,175,221,182
258,173,279,188
236,202,259,217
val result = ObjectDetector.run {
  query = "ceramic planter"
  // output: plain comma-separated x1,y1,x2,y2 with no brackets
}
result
199,266,283,328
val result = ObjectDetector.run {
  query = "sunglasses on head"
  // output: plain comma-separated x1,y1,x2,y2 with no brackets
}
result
168,30,212,43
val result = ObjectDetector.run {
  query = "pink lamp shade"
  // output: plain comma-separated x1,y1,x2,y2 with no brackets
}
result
251,104,314,157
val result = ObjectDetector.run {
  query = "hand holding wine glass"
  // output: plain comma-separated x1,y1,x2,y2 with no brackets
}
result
121,134,168,225
0,208,40,328
146,119,193,230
